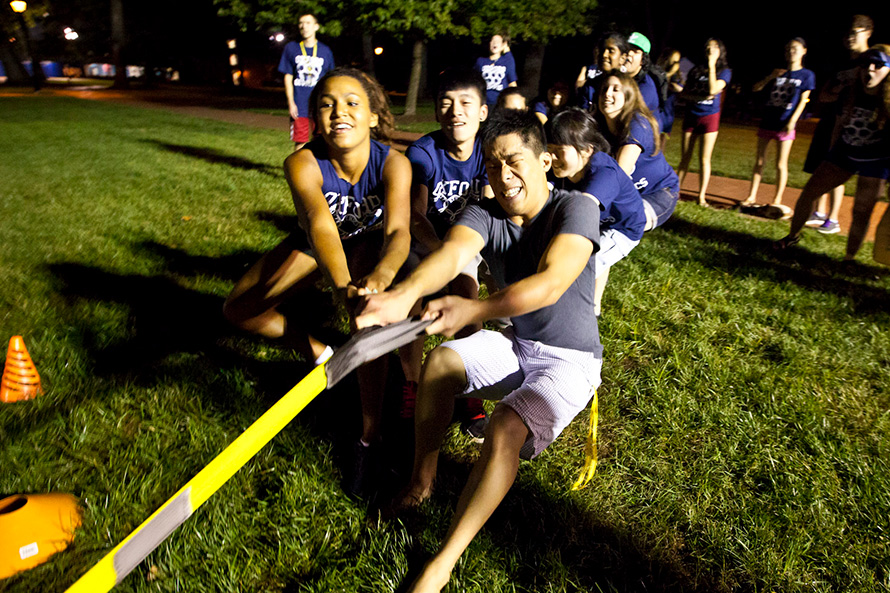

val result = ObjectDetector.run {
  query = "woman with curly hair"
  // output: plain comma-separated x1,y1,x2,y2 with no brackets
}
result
224,68,412,498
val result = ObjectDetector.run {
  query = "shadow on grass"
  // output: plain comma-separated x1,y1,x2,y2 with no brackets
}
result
372,456,720,593
143,140,282,178
658,216,890,317
42,246,739,593
45,260,357,426
253,210,299,234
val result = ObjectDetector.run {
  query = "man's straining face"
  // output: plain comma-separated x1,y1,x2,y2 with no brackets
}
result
485,133,552,222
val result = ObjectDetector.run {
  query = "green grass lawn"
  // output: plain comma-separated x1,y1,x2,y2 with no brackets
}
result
1,96,889,593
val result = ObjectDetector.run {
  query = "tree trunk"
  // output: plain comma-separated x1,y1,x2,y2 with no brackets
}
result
0,42,31,86
362,33,375,77
111,0,128,88
403,38,425,117
521,42,546,99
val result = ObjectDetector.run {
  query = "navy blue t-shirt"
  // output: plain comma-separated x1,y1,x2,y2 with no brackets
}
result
456,188,603,355
687,68,732,117
406,131,488,239
278,41,335,117
609,115,679,197
474,53,518,105
551,151,646,241
636,72,663,130
308,138,389,239
835,90,890,162
759,68,816,131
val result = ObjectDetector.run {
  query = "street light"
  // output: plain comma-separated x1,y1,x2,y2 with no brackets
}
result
9,1,26,13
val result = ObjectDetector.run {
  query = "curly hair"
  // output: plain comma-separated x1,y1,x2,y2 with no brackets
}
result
308,67,395,144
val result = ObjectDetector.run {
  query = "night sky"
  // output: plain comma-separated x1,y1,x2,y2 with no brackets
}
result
16,0,889,97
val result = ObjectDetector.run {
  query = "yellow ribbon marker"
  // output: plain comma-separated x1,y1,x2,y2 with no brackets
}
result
65,318,432,593
571,390,598,491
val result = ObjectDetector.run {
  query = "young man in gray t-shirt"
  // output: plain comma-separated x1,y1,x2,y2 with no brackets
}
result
356,110,603,593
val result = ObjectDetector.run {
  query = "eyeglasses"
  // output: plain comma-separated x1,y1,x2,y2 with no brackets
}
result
847,28,869,37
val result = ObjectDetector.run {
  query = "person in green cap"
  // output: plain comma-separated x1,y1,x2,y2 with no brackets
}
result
619,32,669,133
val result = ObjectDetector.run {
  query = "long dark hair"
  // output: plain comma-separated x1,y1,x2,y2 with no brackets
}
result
686,39,729,96
308,67,395,143
544,107,611,155
705,38,728,72
595,72,661,155
597,32,629,72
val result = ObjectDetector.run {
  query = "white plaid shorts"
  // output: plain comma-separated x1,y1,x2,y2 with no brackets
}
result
441,328,602,459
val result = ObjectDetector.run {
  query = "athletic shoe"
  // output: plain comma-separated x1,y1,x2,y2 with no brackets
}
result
817,220,841,234
457,397,488,443
805,212,828,227
399,381,418,419
343,440,379,501
461,414,488,443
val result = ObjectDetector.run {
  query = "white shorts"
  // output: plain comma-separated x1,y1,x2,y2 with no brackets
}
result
441,328,602,459
595,229,640,278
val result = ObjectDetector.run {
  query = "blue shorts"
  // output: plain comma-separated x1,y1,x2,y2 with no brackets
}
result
641,186,679,229
826,142,890,180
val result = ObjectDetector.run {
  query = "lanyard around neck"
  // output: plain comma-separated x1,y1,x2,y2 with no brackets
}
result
299,42,317,58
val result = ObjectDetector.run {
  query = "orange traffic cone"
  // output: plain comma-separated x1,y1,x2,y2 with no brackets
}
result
1,336,43,403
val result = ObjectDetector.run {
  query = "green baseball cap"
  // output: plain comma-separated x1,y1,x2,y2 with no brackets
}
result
628,32,651,54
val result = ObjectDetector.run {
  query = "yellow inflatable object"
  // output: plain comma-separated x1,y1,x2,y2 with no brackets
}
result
0,493,81,579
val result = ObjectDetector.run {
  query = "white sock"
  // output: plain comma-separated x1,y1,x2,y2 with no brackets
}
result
314,345,334,366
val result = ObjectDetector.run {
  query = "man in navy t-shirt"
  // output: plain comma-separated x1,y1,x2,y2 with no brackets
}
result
402,68,492,435
357,110,603,593
278,14,335,149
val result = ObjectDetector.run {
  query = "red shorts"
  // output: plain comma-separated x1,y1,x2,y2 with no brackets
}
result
683,111,721,134
290,117,314,143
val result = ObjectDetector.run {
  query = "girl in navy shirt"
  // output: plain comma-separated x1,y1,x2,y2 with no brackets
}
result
224,68,412,498
596,72,680,230
676,38,732,207
743,38,815,207
545,108,646,316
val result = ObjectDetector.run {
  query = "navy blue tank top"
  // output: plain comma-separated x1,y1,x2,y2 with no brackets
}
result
310,138,391,239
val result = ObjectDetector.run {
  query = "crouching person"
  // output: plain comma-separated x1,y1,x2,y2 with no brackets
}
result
355,110,603,593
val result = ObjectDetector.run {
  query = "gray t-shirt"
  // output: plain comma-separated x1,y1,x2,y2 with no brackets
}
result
456,188,602,355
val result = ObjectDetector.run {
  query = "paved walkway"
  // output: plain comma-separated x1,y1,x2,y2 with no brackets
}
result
5,84,885,242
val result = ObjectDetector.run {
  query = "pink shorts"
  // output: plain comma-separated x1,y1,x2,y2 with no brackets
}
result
683,111,721,134
290,117,315,143
757,128,796,142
